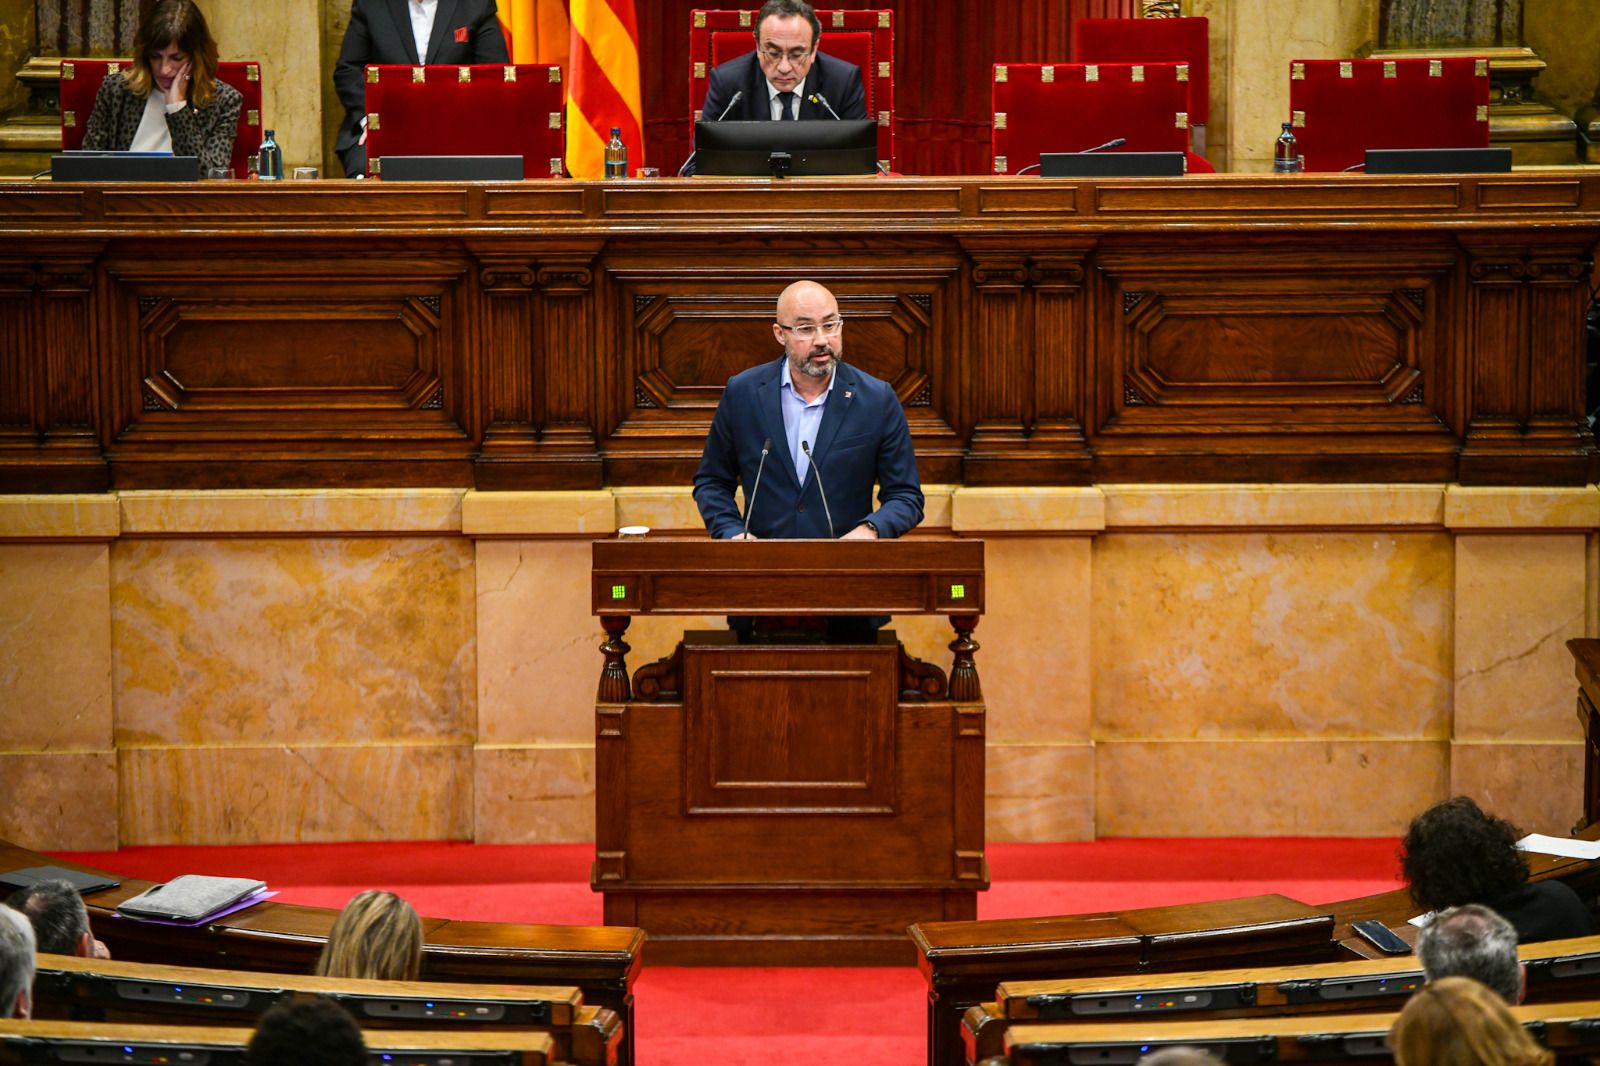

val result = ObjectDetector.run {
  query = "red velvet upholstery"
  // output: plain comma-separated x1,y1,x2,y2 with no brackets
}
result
688,9,895,170
1288,57,1490,173
364,64,566,179
60,58,264,178
991,61,1191,175
1072,16,1208,127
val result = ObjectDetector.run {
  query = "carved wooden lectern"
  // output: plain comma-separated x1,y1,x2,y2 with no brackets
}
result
590,537,988,965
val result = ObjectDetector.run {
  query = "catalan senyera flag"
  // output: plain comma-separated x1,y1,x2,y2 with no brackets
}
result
565,0,644,179
504,0,570,66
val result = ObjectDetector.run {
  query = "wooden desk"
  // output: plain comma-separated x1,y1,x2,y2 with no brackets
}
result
1,174,1596,493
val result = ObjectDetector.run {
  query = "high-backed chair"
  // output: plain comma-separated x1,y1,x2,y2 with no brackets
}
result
363,64,566,179
60,59,264,177
1288,56,1490,172
1073,16,1209,153
688,8,895,171
990,61,1193,175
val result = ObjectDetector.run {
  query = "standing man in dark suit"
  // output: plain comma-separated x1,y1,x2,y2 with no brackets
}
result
699,0,868,125
333,0,509,178
694,280,923,544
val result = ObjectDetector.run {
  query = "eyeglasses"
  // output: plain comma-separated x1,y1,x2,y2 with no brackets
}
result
759,45,815,64
776,317,843,341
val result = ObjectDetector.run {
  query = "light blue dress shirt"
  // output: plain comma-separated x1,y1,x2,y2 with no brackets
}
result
779,365,835,485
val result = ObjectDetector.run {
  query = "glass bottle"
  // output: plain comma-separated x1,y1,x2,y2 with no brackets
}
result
1274,122,1300,173
257,129,283,181
604,127,628,180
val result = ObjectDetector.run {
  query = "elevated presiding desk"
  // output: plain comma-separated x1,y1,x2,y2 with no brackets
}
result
1,173,1596,493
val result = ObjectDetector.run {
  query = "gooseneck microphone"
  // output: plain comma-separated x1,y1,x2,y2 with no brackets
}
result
678,90,745,176
799,440,835,538
1081,136,1127,153
742,437,772,538
806,92,842,120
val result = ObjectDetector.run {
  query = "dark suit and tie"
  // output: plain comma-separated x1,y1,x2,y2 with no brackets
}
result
699,49,869,125
332,0,509,178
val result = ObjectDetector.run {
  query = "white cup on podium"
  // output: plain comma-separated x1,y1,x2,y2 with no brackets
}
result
618,525,650,539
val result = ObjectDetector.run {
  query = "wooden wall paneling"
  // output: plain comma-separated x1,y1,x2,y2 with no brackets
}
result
471,245,541,486
1458,235,1600,485
101,246,478,489
1085,236,1465,483
531,251,604,488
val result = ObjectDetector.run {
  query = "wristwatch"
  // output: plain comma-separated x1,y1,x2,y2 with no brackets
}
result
861,519,879,537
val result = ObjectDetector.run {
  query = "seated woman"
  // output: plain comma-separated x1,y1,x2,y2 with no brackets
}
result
81,0,241,174
314,890,423,982
1402,796,1596,943
1388,976,1551,1066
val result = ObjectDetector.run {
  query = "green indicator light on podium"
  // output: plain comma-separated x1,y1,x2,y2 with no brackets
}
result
611,584,627,599
950,583,965,599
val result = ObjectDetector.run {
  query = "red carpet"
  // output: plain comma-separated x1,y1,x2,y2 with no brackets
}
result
55,839,1404,1065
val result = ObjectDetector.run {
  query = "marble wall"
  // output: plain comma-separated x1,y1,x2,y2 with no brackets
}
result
1,482,1595,850
209,0,325,171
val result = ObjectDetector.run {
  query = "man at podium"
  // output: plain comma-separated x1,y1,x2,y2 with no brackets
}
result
693,280,923,542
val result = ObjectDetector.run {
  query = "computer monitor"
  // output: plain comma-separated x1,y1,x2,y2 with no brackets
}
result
376,155,524,181
1363,147,1512,174
51,151,200,182
1039,151,1186,178
693,119,878,178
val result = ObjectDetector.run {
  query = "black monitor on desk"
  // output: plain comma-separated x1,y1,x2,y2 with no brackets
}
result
50,151,200,182
693,119,878,178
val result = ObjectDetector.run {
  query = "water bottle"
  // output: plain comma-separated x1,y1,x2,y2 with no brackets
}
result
257,129,283,181
1274,121,1300,173
604,127,627,180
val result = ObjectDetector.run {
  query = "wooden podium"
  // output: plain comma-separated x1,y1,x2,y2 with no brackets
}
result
590,537,988,965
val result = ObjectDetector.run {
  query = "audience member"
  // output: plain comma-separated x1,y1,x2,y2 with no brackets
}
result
247,998,365,1066
1417,904,1523,1004
1401,796,1596,943
1137,1048,1226,1066
313,889,422,981
81,0,242,174
0,905,35,1019
1388,976,1550,1066
6,879,110,959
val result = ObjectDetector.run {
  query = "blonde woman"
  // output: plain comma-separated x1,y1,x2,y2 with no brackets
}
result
314,890,423,982
81,0,241,174
1388,977,1552,1066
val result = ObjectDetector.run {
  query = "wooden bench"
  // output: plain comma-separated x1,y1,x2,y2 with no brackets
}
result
0,1018,558,1065
963,933,1600,1063
31,953,621,1066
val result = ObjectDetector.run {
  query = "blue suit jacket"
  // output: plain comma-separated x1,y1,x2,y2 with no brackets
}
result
694,358,923,540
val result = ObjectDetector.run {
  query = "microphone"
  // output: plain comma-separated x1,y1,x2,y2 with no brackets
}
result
799,440,835,539
741,436,772,538
1081,137,1127,153
806,92,842,120
678,90,745,177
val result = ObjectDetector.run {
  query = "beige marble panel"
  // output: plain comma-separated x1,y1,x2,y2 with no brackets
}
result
1444,486,1600,530
980,537,1093,742
1103,484,1444,529
112,538,475,746
1454,535,1588,742
474,745,595,844
209,0,325,172
1097,740,1448,836
1094,531,1452,739
988,744,1095,842
952,488,1106,533
0,752,118,851
1524,0,1600,118
1449,741,1585,838
610,488,705,535
476,540,598,745
0,495,119,540
119,744,472,844
0,544,113,750
120,490,463,536
464,491,614,537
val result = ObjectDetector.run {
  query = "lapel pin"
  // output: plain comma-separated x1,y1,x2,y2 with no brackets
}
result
845,390,853,399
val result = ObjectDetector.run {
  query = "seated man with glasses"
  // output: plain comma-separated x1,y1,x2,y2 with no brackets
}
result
699,0,868,125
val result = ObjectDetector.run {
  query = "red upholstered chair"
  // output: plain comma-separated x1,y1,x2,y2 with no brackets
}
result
1073,16,1209,153
364,63,566,179
688,8,895,171
60,58,264,178
990,62,1193,175
1288,57,1490,172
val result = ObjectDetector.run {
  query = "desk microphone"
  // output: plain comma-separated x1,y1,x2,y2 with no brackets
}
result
742,436,772,538
806,92,842,120
1081,137,1127,153
678,90,745,177
799,440,835,538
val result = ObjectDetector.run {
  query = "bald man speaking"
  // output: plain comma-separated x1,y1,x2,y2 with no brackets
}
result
694,280,923,543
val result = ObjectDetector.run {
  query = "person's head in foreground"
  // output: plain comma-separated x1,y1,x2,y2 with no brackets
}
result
1416,903,1523,1004
247,998,365,1066
0,905,36,1019
1137,1047,1226,1066
6,879,109,959
128,0,222,106
313,889,423,981
1401,796,1527,914
1388,976,1551,1066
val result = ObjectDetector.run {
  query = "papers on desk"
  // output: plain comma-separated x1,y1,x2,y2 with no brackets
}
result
1516,833,1600,860
1407,911,1434,928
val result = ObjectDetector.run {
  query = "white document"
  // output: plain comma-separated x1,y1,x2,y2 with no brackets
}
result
1515,833,1600,860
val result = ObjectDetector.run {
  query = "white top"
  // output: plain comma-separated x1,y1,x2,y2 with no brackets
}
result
411,0,439,63
765,76,809,121
129,86,184,153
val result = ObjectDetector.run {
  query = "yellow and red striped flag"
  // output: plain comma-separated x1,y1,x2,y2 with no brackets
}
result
504,0,570,66
565,0,644,179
